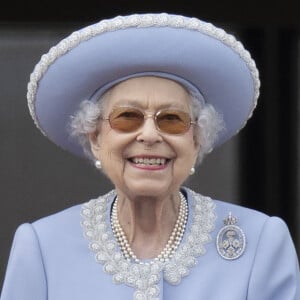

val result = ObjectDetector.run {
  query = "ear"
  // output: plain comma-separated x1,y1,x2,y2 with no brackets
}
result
192,139,201,166
192,126,201,163
88,131,101,158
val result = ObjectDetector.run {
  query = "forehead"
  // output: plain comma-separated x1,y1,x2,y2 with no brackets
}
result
103,76,191,111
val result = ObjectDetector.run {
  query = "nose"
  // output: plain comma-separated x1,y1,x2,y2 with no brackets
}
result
136,117,163,144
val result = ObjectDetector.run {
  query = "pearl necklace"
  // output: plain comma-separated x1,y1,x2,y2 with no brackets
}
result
111,193,188,264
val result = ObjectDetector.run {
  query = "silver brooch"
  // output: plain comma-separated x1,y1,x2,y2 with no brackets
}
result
216,212,246,260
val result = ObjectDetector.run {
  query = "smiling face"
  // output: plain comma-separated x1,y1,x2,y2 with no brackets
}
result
89,76,199,199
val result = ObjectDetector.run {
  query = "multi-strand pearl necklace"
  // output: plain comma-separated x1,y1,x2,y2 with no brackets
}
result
111,193,188,264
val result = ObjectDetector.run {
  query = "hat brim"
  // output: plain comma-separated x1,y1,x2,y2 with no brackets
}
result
28,14,260,157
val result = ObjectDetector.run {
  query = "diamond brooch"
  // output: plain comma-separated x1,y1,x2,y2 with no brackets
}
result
216,212,246,260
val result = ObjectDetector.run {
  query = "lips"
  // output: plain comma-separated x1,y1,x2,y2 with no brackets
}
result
128,157,169,166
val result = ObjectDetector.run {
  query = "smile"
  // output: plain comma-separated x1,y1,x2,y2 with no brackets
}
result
129,157,169,166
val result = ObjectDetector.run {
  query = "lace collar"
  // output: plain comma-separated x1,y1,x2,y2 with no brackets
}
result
81,188,216,300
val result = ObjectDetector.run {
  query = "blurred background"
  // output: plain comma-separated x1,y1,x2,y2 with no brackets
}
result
1,0,299,288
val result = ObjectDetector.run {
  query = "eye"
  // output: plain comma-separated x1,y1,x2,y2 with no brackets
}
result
112,108,143,120
118,111,140,119
158,110,186,122
161,113,181,121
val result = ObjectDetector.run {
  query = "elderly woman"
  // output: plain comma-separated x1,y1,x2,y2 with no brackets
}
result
1,13,299,300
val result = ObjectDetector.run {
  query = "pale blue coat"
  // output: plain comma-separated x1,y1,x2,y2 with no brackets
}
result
1,188,299,299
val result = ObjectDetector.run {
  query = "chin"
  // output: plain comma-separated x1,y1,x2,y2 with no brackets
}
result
122,180,181,199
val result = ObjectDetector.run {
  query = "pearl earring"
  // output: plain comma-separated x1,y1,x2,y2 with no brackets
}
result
95,160,102,169
190,167,195,175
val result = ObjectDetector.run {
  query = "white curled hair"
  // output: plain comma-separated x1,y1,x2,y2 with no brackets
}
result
69,89,224,165
69,98,105,160
189,92,225,164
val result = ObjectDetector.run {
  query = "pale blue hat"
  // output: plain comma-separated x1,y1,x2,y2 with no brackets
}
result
27,13,260,157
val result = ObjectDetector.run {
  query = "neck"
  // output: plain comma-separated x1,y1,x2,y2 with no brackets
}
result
115,192,181,259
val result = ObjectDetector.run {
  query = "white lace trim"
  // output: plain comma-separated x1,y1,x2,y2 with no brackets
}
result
27,13,260,136
81,188,216,300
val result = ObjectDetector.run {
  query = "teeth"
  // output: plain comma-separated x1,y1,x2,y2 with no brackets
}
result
131,157,167,165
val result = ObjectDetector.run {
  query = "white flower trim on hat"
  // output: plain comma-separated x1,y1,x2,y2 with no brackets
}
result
27,13,260,136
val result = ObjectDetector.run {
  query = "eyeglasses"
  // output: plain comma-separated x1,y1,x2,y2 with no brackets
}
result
102,107,196,134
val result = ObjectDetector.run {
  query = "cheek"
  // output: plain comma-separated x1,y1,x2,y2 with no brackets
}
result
97,145,126,185
172,133,198,173
97,130,129,170
99,142,123,165
180,131,198,160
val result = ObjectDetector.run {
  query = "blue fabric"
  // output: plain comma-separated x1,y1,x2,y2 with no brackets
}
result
1,189,299,299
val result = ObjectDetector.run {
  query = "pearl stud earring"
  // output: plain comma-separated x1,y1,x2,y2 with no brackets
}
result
95,160,102,169
190,167,195,175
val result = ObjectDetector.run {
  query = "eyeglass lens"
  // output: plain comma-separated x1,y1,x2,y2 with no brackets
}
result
108,107,192,134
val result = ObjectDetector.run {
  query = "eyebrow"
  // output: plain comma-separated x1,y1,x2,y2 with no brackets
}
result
111,99,188,111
